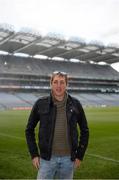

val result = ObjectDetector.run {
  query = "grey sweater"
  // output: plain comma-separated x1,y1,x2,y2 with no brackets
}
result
52,93,70,156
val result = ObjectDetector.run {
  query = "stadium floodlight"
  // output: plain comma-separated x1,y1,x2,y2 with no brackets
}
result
13,52,30,58
52,56,65,61
34,54,48,59
98,61,107,65
0,50,9,55
70,58,80,63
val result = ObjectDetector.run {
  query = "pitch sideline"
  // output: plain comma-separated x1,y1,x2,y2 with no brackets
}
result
0,132,119,164
0,132,25,140
87,153,119,163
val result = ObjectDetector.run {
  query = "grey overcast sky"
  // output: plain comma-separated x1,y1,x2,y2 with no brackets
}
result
0,0,119,71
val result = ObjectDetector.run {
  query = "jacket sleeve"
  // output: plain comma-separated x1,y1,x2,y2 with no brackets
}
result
76,102,89,160
25,100,40,159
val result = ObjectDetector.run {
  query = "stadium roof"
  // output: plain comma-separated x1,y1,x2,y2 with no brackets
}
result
0,24,119,64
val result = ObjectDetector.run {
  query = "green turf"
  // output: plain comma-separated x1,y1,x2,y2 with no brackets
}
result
0,107,119,179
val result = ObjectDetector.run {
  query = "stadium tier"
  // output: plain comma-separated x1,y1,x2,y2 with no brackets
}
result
0,54,119,109
0,92,119,110
0,54,119,79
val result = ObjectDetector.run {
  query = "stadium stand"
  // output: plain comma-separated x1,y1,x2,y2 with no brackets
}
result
0,54,119,79
0,24,119,109
0,54,119,109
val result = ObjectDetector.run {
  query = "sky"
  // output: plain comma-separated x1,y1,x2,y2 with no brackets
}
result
0,0,119,71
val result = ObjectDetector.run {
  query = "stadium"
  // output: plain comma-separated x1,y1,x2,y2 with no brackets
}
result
0,23,119,179
0,24,119,109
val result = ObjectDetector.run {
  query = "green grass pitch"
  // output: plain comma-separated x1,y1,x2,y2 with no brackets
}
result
0,106,119,179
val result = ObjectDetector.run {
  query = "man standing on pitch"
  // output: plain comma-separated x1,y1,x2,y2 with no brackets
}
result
25,71,89,179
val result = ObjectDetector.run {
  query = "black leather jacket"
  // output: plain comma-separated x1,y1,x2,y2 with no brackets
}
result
25,94,89,161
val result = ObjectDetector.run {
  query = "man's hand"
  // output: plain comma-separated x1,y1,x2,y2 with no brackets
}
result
74,158,81,169
32,156,40,170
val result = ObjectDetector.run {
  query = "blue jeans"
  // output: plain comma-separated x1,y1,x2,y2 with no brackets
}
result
37,155,74,179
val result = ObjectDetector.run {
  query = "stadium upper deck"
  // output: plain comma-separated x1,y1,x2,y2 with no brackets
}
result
0,24,119,65
0,54,119,80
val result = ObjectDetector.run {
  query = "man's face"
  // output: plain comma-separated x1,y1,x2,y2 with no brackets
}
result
51,75,67,98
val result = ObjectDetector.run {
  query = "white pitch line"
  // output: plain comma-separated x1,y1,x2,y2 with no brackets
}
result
0,132,119,164
87,153,119,164
0,132,25,140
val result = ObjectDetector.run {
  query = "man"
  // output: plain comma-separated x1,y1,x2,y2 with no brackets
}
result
25,71,89,179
